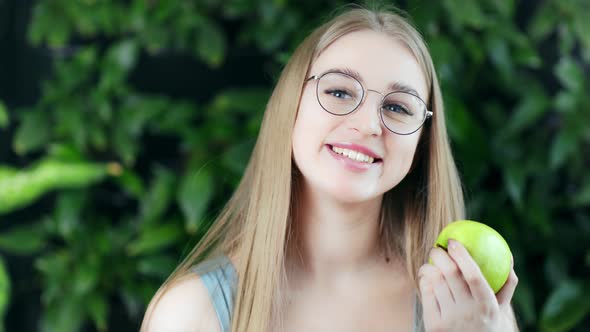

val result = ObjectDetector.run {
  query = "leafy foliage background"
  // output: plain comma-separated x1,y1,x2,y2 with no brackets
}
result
0,0,589,331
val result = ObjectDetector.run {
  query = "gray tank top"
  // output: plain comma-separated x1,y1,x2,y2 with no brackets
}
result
191,255,424,332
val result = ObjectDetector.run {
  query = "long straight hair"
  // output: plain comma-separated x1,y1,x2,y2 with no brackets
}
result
141,5,464,332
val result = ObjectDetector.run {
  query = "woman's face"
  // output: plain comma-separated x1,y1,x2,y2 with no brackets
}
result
292,29,429,203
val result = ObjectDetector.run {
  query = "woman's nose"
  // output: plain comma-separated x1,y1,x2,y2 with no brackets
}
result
345,90,383,136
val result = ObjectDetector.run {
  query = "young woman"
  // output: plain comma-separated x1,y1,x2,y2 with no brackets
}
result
141,6,519,332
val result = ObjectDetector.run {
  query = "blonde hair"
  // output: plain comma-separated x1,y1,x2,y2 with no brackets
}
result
142,4,464,332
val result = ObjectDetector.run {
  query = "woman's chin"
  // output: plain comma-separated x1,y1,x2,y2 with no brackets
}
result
297,171,383,204
321,183,381,204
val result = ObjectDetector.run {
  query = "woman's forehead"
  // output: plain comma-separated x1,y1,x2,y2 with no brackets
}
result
310,30,429,100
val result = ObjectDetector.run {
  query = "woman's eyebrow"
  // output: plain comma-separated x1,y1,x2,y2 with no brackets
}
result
388,81,420,98
326,67,421,98
329,67,364,82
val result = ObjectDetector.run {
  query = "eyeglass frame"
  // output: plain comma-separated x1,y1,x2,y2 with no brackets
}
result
305,71,433,135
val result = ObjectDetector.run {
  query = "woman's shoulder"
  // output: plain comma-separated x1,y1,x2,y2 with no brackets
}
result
141,273,222,332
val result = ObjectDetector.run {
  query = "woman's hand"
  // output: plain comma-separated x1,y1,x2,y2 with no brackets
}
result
418,239,519,332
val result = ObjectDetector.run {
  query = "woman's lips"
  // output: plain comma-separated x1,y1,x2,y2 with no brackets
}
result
325,145,382,173
329,142,382,159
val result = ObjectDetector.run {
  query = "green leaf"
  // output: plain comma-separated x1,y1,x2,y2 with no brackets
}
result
178,168,214,234
221,141,255,175
0,159,109,218
140,166,175,224
13,110,51,155
119,280,155,318
574,11,590,61
72,257,99,296
86,293,107,332
490,0,515,18
528,1,557,41
137,255,177,278
572,182,590,207
115,168,144,199
0,101,8,129
540,280,590,332
47,143,84,162
196,18,226,67
558,24,576,55
513,39,542,68
0,223,47,255
503,165,525,209
40,295,84,332
524,182,553,236
554,57,584,93
250,8,298,52
34,251,72,308
444,95,470,144
443,0,487,29
222,1,255,18
428,37,460,78
211,89,268,115
504,89,549,136
53,100,88,151
513,275,536,325
54,191,86,239
486,34,512,78
121,97,165,135
35,159,110,189
34,250,70,280
89,123,107,150
554,91,578,113
52,21,71,48
0,257,10,330
127,223,182,256
112,133,137,166
550,129,578,169
0,166,17,182
27,2,46,45
106,39,139,72
544,252,569,287
150,101,195,135
0,171,45,215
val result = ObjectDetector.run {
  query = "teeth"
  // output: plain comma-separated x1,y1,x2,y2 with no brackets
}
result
330,146,375,164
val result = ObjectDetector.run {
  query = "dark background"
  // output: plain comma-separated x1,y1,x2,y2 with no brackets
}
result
0,0,589,331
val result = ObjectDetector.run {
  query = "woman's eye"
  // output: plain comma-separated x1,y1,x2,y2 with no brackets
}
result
383,104,412,115
325,89,351,99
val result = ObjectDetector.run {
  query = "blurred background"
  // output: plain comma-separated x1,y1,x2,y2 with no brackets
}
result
0,0,589,331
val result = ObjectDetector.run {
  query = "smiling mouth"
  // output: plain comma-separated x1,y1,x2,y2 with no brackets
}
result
327,145,383,164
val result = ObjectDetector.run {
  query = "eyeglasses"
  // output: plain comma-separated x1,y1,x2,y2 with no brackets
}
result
306,71,433,135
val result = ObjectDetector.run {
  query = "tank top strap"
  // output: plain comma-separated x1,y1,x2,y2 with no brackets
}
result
191,255,238,332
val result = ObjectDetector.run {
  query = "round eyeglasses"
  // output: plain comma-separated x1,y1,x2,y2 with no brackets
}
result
306,71,433,135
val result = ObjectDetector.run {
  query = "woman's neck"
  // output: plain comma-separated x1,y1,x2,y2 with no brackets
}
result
288,184,389,286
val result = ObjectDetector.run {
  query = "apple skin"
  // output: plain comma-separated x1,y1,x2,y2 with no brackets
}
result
433,220,512,293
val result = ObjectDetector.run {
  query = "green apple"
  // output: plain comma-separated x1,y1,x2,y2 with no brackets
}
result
433,220,512,293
